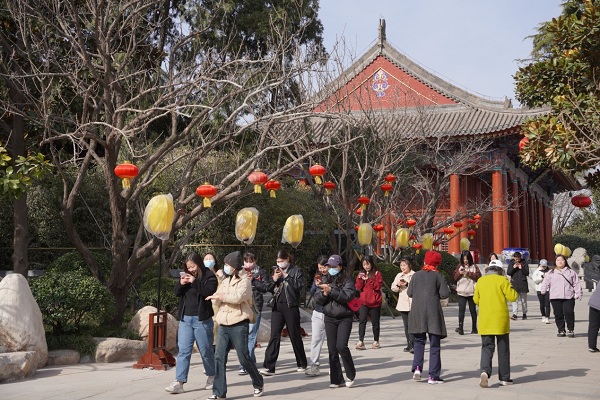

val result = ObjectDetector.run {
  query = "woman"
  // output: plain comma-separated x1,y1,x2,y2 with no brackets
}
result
205,251,264,399
238,252,268,375
355,255,383,350
408,250,450,384
540,255,583,337
453,250,481,335
203,252,223,347
391,258,416,353
306,255,330,376
532,259,551,324
507,252,530,320
165,253,218,394
260,249,307,375
314,255,357,388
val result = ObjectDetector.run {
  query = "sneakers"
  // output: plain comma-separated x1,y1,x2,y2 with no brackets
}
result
259,369,275,376
305,365,320,376
329,383,344,388
522,314,527,320
207,396,225,400
371,341,380,349
345,378,355,387
205,376,214,390
557,331,566,337
542,316,548,323
413,367,421,381
165,381,184,394
567,330,575,338
588,347,600,353
479,372,488,388
499,379,514,386
238,368,248,375
510,314,517,321
253,387,264,397
296,367,307,372
427,375,444,384
545,317,551,324
355,341,366,350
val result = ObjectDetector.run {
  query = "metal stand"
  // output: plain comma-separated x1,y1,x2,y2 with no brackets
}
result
132,311,175,370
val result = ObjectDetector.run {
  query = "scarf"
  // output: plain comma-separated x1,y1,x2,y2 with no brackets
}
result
422,264,438,272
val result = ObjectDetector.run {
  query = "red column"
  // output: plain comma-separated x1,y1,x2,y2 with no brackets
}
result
460,176,468,241
502,171,510,249
519,185,529,250
537,198,546,260
510,179,521,247
492,170,504,255
545,201,553,260
528,192,538,260
449,174,461,255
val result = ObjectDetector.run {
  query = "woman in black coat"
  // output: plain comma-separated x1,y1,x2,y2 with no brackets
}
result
507,251,530,320
314,255,357,388
408,251,450,384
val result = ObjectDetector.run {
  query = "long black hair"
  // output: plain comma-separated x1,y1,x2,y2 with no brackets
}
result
184,252,207,277
461,250,474,266
361,255,379,277
277,249,293,264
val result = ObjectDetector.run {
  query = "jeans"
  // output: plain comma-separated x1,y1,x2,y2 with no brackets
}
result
175,316,215,382
536,291,550,317
239,312,262,369
263,302,307,372
358,305,381,342
324,315,356,384
412,332,442,379
588,306,600,349
457,295,477,329
480,334,510,381
511,293,528,315
309,310,326,366
213,321,263,397
551,298,576,332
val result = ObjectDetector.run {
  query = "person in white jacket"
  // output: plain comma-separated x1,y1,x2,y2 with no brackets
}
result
532,259,551,324
391,258,416,353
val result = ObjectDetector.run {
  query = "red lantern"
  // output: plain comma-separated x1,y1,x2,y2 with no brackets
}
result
196,182,218,208
412,243,423,254
467,219,477,226
380,183,393,197
357,196,370,211
323,181,336,195
474,214,482,228
298,178,308,188
409,234,416,241
354,225,359,232
467,229,477,239
264,180,281,198
443,226,454,238
406,218,416,228
433,240,440,249
571,194,592,208
248,169,268,194
355,208,362,216
519,137,529,152
374,223,384,238
309,163,326,185
384,173,397,183
453,221,464,229
114,161,139,189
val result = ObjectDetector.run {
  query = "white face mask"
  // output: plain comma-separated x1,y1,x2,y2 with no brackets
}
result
277,261,289,269
223,265,233,275
244,262,254,269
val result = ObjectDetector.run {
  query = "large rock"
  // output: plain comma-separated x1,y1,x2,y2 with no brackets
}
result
0,351,38,382
0,274,47,368
569,247,587,276
46,349,80,366
94,337,146,363
128,306,178,351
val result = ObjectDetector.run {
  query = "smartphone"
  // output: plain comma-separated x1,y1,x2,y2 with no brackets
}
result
179,271,186,278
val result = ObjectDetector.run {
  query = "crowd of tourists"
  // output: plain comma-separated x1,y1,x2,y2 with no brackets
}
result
163,247,600,397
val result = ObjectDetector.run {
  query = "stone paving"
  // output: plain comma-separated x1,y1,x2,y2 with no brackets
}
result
1,291,599,400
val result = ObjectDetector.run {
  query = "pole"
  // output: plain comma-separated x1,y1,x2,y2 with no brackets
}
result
157,241,162,312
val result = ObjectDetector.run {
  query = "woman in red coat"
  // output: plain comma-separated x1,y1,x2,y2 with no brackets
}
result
355,255,383,350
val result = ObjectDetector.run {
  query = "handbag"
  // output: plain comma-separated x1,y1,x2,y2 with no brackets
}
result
267,284,282,308
347,297,362,312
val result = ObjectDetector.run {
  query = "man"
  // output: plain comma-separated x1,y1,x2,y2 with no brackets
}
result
474,260,518,388
507,252,529,320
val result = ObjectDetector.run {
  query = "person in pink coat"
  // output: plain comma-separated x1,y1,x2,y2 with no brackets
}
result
355,255,383,350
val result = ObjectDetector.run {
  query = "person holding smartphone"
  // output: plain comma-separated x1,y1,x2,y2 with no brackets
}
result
306,255,330,376
354,255,383,350
165,252,218,394
391,258,416,353
453,250,482,335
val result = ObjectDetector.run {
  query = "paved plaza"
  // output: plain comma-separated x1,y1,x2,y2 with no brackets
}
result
2,291,599,400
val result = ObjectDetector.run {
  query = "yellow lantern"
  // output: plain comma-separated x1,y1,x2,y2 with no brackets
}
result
460,238,470,252
585,254,590,263
143,194,175,240
422,233,434,251
357,223,373,246
282,214,304,248
554,243,564,256
395,228,409,249
235,207,259,245
563,246,572,257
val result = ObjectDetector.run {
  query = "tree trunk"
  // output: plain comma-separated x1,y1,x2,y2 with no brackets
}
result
12,194,28,276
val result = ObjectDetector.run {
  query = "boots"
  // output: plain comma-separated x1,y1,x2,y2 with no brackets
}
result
471,318,478,334
455,323,464,335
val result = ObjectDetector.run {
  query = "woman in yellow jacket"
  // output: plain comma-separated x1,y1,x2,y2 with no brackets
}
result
473,260,518,388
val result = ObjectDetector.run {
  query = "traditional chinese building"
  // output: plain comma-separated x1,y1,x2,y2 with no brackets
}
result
311,21,580,261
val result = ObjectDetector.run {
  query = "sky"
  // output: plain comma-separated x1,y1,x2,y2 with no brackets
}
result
318,1,563,104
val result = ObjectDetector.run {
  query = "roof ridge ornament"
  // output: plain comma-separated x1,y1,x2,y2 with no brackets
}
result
378,18,386,52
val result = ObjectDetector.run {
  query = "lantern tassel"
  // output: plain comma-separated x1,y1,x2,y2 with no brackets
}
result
315,176,322,185
384,191,389,197
416,249,420,254
121,178,131,189
203,198,212,208
270,190,276,198
361,204,367,211
326,189,332,195
254,184,262,194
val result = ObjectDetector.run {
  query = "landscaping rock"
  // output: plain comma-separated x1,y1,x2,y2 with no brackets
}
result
46,349,80,366
93,337,146,363
0,351,37,382
128,306,178,351
0,274,47,368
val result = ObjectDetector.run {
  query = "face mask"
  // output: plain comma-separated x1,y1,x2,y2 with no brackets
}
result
244,262,254,269
204,259,215,269
328,267,340,276
277,261,289,269
223,265,233,275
